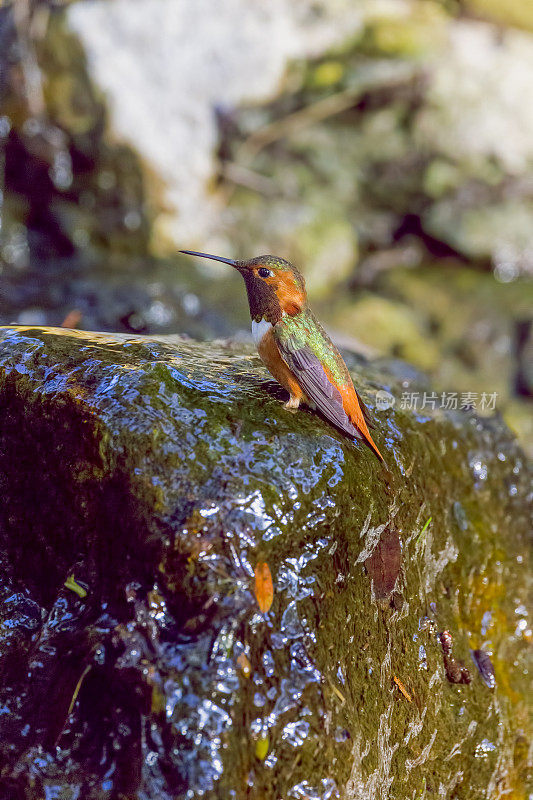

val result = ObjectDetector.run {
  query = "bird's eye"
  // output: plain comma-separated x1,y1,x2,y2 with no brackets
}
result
258,267,272,278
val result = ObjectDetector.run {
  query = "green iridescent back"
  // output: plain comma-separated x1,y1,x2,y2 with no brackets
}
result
275,308,352,386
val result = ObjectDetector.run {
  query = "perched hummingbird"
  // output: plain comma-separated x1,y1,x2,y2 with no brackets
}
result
180,251,384,462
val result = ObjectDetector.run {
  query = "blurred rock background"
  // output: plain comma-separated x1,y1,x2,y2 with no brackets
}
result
0,0,532,452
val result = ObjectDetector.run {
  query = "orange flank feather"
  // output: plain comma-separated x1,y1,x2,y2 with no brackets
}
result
335,379,384,462
257,328,304,400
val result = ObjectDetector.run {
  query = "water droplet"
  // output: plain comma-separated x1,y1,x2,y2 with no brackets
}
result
49,150,73,190
481,611,492,636
470,458,488,481
280,601,304,639
145,300,175,326
334,727,350,742
98,170,115,190
453,501,468,531
264,752,278,768
472,650,496,689
474,738,496,758
0,115,11,138
289,778,338,799
124,210,141,230
262,650,275,677
281,720,309,747
182,293,200,316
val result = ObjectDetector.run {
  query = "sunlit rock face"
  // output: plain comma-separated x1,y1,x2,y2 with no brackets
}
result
417,20,533,275
67,0,533,276
67,0,366,242
0,326,530,799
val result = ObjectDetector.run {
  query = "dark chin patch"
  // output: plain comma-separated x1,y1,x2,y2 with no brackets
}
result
241,272,282,324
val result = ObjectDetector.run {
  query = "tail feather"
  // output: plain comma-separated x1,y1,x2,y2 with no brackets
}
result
340,386,385,463
360,428,385,463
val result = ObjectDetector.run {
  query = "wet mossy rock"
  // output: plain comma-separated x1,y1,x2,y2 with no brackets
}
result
0,326,530,800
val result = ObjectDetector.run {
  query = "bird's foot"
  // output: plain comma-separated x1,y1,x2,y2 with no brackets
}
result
284,395,301,411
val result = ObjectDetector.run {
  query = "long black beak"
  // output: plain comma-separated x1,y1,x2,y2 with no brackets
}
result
179,250,238,267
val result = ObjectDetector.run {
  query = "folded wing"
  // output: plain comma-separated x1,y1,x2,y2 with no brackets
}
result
275,342,362,439
275,337,384,461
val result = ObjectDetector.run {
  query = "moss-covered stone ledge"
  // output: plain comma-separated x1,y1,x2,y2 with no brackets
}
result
0,326,530,800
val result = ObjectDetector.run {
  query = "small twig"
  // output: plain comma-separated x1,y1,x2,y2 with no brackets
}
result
393,675,412,702
67,664,92,716
221,162,279,196
328,678,346,705
54,662,92,746
236,62,418,164
238,87,365,162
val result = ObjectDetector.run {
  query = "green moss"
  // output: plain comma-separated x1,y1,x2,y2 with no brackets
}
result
464,0,533,32
357,2,449,59
326,294,440,370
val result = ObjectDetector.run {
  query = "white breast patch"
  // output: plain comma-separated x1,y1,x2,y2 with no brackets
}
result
251,318,272,347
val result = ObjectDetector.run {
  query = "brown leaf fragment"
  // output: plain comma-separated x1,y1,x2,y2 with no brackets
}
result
439,631,471,684
237,653,252,678
443,655,472,684
393,675,412,702
439,630,453,656
254,562,273,614
365,527,402,599
61,309,82,329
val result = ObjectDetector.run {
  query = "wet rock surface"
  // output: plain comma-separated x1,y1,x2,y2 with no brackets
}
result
2,0,532,454
0,326,530,800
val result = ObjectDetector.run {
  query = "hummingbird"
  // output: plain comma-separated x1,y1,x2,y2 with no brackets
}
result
180,251,384,462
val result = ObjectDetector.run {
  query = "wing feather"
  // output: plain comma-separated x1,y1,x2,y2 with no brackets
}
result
275,342,362,439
